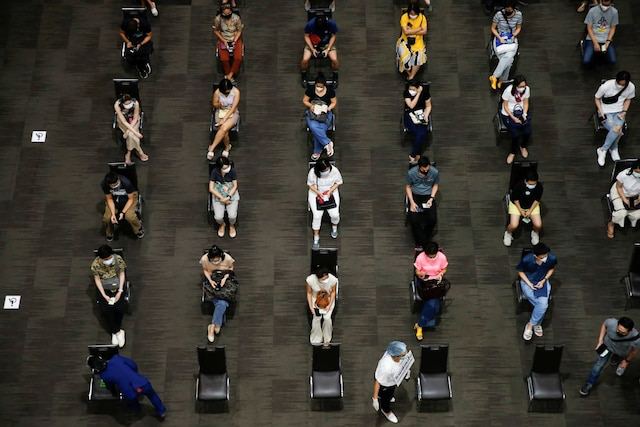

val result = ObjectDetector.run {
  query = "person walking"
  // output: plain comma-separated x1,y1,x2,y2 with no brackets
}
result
372,341,408,424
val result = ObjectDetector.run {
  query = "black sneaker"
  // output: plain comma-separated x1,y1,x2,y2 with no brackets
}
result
136,228,145,239
106,235,114,242
579,383,593,397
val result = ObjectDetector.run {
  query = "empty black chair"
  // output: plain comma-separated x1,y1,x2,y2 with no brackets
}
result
311,247,338,277
195,345,229,401
512,248,553,315
309,343,343,399
416,344,452,410
622,243,640,310
92,247,132,310
87,344,122,401
526,345,565,412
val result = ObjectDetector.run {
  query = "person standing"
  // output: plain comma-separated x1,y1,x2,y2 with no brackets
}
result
372,341,408,424
405,157,439,251
580,317,640,396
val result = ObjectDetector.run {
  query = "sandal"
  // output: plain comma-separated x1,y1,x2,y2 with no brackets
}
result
325,141,334,157
138,152,149,161
217,224,226,237
577,1,587,13
229,225,237,238
310,153,321,161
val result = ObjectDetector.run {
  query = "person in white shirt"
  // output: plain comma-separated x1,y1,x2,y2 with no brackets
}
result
305,267,338,344
500,75,531,164
372,341,407,424
307,159,343,248
595,71,635,167
607,161,640,238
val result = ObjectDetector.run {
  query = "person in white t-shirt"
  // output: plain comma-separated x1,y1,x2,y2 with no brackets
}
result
500,75,531,164
305,267,338,344
307,159,343,249
372,341,407,424
607,161,640,238
595,71,635,167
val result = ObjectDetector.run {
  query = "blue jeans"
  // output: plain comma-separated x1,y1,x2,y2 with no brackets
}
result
306,111,334,154
211,299,229,326
582,39,617,66
404,111,429,156
601,113,625,151
586,352,613,385
520,280,550,325
128,382,166,416
417,298,440,328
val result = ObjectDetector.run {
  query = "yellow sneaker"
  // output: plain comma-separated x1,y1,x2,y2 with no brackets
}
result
489,75,498,91
414,324,423,341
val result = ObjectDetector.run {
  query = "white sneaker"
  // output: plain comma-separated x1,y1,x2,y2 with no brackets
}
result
150,2,158,16
503,231,513,247
533,324,543,337
382,411,399,424
117,330,126,348
111,333,119,346
530,230,539,245
523,324,533,341
610,147,621,161
596,147,607,167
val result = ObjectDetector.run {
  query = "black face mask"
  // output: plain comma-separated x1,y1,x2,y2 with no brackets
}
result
222,13,232,19
616,331,627,337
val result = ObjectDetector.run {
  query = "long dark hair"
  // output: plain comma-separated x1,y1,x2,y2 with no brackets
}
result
313,158,332,178
511,75,527,96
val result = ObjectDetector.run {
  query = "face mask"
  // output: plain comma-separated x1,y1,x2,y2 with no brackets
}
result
538,256,548,263
615,83,625,90
103,257,115,266
221,166,231,173
321,169,331,177
409,14,417,19
518,87,526,94
110,183,120,191
123,101,134,109
633,172,640,179
408,89,417,96
600,5,610,11
211,258,221,264
319,277,330,284
525,183,536,189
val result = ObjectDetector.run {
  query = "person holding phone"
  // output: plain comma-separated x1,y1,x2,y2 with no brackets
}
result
305,266,338,345
101,172,144,241
488,0,522,90
582,0,618,66
405,157,439,251
413,242,448,340
301,14,339,84
396,3,427,81
403,80,432,164
500,75,531,164
580,317,640,396
307,159,343,249
606,161,640,238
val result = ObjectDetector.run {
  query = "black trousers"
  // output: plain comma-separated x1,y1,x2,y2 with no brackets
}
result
408,193,437,248
378,384,397,413
124,43,153,72
99,298,126,334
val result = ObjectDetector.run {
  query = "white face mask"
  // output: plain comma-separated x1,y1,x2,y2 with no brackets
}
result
633,172,640,179
320,170,331,177
525,183,536,189
517,87,526,94
538,256,548,263
221,166,231,173
408,89,417,96
615,83,626,90
408,14,417,19
319,277,330,284
123,101,134,110
103,257,115,266
600,5,610,11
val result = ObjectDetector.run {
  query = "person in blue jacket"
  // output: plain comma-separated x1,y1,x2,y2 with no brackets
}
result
88,354,166,419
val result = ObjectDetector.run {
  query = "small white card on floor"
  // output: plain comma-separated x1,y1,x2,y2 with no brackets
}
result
31,131,46,143
4,295,21,309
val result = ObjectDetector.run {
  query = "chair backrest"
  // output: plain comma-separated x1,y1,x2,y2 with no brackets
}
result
197,345,227,375
113,79,140,103
305,79,337,91
520,247,532,260
508,161,537,192
611,159,638,185
312,343,341,372
307,8,333,21
311,248,338,276
308,160,336,171
628,243,640,274
108,162,139,191
93,248,124,256
121,7,151,29
88,344,119,360
531,345,563,374
419,344,448,374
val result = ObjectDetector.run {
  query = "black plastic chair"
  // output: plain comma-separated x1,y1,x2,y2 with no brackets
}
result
416,344,452,411
107,162,143,218
195,345,229,401
87,344,122,401
525,345,565,412
309,343,343,399
92,248,132,312
622,243,640,310
120,8,151,63
112,79,145,148
493,81,514,138
311,247,338,277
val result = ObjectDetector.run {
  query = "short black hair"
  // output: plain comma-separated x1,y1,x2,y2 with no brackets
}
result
406,79,421,90
216,156,231,168
418,157,430,167
524,169,539,182
97,245,114,259
616,70,631,84
532,243,549,256
618,316,635,331
314,158,332,178
407,3,421,15
105,173,119,186
504,0,518,8
87,355,107,373
424,241,439,256
315,72,327,86
208,245,225,260
219,78,234,93
314,266,330,278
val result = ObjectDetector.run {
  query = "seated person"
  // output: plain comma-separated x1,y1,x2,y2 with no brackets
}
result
306,266,338,345
140,0,158,17
307,159,343,249
413,242,448,340
119,15,154,78
582,0,618,66
303,72,336,160
212,3,244,82
607,161,640,238
405,157,439,251
91,245,127,348
403,80,432,164
209,156,239,238
101,172,144,241
503,169,543,247
500,75,531,164
595,71,635,167
517,243,557,341
300,14,339,83
396,4,427,81
114,94,148,165
200,245,236,343
488,0,522,90
577,0,598,13
208,78,240,159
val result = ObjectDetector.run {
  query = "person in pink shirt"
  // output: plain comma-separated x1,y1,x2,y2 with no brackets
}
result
413,242,448,340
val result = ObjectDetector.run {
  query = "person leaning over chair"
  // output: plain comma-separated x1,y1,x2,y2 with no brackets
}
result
413,241,448,341
208,78,240,160
372,341,408,424
404,80,432,165
101,172,144,241
114,94,148,165
396,3,428,81
91,245,127,348
212,3,244,82
595,71,635,167
517,243,557,342
582,0,618,66
306,266,338,345
488,0,522,91
307,159,343,249
503,169,543,247
607,160,640,238
406,156,439,251
303,72,337,161
579,317,640,397
140,0,158,17
209,156,239,238
500,75,531,165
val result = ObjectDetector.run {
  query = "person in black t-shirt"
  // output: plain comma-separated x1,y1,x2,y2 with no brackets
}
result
119,16,154,78
404,80,432,164
101,172,144,241
303,73,337,160
504,169,543,247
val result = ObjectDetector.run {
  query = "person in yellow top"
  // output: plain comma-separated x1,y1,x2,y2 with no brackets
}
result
396,4,427,80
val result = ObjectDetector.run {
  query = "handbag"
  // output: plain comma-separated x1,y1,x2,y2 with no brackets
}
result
315,176,337,210
309,100,328,123
409,109,428,125
203,271,238,303
417,277,450,300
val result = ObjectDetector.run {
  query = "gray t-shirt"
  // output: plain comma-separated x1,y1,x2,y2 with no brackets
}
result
493,10,523,36
603,318,640,356
406,165,440,196
584,5,619,44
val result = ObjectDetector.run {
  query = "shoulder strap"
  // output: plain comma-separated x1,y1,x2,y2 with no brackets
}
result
500,10,514,34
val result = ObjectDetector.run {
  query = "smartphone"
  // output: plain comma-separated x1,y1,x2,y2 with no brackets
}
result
596,344,609,357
